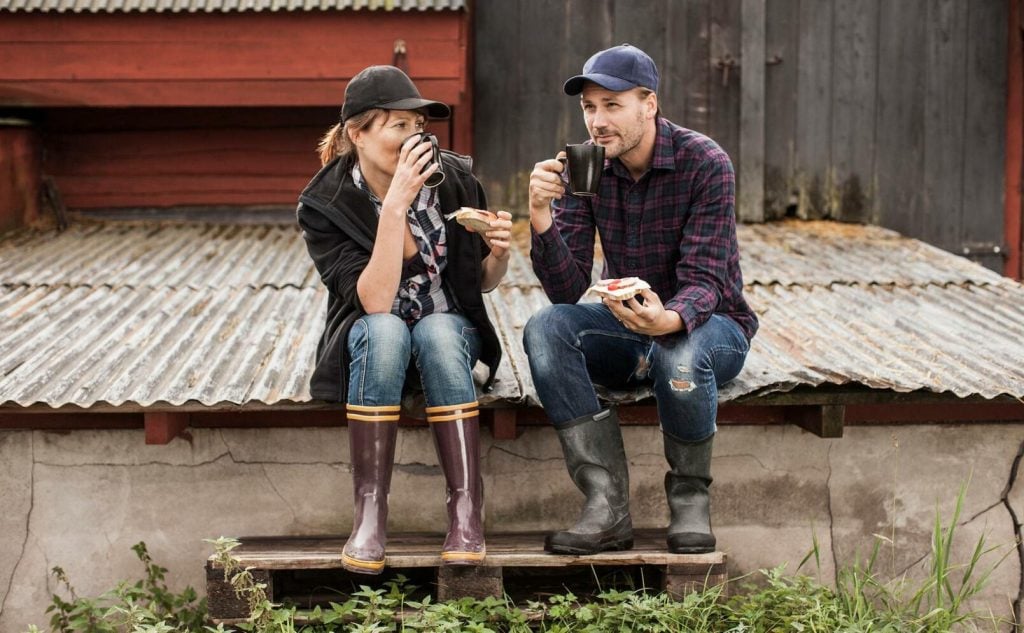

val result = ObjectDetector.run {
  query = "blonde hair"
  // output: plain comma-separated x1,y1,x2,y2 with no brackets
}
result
317,109,385,166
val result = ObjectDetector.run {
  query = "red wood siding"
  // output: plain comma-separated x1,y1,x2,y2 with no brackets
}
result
0,12,468,108
42,108,454,209
0,10,471,210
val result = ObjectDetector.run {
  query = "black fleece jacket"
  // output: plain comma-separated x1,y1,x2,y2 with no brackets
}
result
296,151,501,403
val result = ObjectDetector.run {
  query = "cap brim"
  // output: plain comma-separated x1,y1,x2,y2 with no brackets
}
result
379,97,451,119
563,73,638,96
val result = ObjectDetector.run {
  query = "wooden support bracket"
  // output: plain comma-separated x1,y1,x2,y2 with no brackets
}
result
436,565,504,601
144,412,190,444
491,409,519,440
663,561,729,599
786,404,844,438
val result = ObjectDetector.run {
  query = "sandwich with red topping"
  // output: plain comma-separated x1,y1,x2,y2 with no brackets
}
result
453,207,499,233
588,277,651,301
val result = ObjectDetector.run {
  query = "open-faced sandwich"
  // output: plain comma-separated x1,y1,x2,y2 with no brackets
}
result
588,277,651,301
453,207,498,233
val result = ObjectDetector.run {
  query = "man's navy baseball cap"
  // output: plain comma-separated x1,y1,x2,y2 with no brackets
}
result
563,44,660,96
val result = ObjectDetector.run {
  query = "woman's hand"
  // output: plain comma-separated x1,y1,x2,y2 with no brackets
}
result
381,135,437,215
480,210,514,261
480,210,514,292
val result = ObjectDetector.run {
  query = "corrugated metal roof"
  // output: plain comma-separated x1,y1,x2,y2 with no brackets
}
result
0,0,463,13
1,219,1023,410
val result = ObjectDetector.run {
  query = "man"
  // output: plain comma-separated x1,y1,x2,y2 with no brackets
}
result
524,44,758,555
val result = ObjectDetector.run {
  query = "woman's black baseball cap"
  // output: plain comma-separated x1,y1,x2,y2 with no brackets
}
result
341,65,451,122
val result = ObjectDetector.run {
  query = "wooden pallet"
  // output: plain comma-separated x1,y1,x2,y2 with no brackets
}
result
206,529,727,622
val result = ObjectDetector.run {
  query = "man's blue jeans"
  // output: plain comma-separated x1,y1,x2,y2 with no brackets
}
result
347,313,482,407
523,303,750,441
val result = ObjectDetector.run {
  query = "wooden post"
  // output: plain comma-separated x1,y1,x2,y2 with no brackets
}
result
787,404,844,438
1006,0,1023,280
663,561,728,599
491,409,518,440
436,565,503,601
0,119,41,231
739,0,766,222
144,412,190,444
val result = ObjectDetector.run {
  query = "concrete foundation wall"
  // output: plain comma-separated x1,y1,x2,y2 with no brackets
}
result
1,423,1021,630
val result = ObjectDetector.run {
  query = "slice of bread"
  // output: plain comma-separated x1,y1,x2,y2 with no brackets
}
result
453,207,498,233
588,277,651,301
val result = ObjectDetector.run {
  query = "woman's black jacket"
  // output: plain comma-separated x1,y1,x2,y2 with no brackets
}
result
296,151,501,403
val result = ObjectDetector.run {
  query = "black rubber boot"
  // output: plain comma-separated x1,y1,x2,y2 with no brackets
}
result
664,432,716,554
545,409,633,554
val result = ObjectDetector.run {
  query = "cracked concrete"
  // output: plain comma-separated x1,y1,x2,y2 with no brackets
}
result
1,422,1022,630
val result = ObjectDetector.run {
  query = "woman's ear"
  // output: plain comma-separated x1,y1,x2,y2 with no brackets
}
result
348,126,363,149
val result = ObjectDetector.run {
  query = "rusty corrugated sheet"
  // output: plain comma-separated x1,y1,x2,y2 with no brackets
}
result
0,0,463,12
1,219,1023,410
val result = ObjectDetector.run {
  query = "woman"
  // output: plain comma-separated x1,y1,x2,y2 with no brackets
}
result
297,65,511,574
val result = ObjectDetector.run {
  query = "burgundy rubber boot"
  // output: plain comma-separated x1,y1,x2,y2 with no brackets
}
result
341,404,399,574
428,401,486,565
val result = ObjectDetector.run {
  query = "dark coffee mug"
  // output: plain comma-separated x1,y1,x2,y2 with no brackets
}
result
561,143,605,197
404,132,445,188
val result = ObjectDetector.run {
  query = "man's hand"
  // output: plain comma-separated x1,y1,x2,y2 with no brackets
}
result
527,153,566,233
604,288,684,336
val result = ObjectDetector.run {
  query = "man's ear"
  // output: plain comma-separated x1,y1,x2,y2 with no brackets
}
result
645,92,659,120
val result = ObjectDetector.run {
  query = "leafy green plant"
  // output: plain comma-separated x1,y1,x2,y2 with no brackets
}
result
27,542,206,633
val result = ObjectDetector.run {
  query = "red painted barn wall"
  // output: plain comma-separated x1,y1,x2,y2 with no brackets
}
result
0,10,470,210
40,108,454,209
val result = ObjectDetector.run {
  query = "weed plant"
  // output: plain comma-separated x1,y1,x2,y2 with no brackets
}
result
25,485,1013,633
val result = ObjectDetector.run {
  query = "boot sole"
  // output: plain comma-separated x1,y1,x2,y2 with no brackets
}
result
545,538,634,555
441,548,486,565
341,552,386,574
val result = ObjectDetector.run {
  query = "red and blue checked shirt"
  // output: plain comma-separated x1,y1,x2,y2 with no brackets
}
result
530,117,758,341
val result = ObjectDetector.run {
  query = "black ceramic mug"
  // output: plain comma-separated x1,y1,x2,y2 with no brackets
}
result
561,143,605,197
404,132,445,188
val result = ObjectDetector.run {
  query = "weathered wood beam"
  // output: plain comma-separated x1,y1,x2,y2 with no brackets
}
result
786,404,844,438
490,409,518,440
144,411,189,444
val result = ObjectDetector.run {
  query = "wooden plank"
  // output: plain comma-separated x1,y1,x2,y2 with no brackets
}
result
663,0,691,124
830,0,879,223
470,0,522,210
762,0,798,218
0,41,462,82
0,11,461,42
786,404,844,438
961,0,1010,273
1007,0,1024,280
0,124,41,231
563,0,612,146
144,411,189,444
874,0,927,239
0,79,464,108
922,0,968,254
683,0,712,134
793,0,833,219
708,0,741,165
738,0,766,223
208,530,726,570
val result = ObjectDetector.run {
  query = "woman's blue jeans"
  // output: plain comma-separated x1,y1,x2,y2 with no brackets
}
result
523,303,750,442
346,313,482,407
